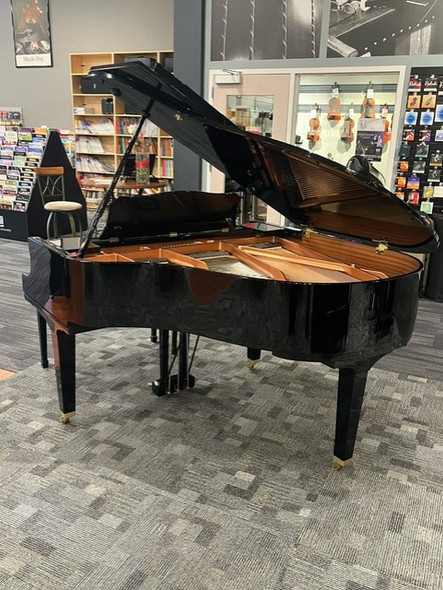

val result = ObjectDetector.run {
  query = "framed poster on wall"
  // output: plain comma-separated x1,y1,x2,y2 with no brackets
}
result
328,0,443,58
211,0,324,60
10,0,52,68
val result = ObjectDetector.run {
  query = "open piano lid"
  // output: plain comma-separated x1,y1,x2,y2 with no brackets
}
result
82,59,438,253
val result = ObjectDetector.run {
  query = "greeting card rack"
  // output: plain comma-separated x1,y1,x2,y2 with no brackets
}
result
0,129,86,241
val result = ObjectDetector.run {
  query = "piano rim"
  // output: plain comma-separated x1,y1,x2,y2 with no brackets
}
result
40,231,422,285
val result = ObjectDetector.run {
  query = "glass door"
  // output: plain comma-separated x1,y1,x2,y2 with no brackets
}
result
210,73,291,223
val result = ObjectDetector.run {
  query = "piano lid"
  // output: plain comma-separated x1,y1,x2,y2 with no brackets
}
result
82,59,438,253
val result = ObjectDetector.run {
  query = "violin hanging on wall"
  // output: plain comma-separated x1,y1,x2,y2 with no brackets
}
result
307,104,321,144
327,83,341,122
381,103,391,145
361,81,375,118
340,115,355,143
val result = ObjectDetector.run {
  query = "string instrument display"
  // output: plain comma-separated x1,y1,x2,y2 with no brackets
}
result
307,104,321,143
327,83,341,122
361,82,375,118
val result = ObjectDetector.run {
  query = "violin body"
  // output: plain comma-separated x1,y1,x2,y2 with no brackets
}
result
327,96,341,121
362,96,375,118
307,117,320,143
383,117,392,145
340,116,355,143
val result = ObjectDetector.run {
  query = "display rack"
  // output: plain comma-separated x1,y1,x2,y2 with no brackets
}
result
396,67,443,214
0,129,86,241
294,71,400,185
69,51,174,204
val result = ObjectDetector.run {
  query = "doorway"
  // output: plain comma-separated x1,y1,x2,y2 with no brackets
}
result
210,72,292,223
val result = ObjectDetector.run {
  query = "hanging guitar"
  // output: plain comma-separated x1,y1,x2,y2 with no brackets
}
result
361,81,375,118
307,104,321,143
327,83,341,122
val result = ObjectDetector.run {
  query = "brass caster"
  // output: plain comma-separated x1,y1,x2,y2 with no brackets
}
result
246,359,259,370
59,411,76,424
332,456,354,470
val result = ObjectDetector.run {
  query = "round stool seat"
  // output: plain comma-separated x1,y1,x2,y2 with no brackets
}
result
44,201,82,212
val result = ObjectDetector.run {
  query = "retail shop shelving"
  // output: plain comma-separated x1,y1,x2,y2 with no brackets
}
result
70,51,174,200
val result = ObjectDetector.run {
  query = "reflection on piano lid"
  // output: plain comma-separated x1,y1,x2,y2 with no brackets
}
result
82,58,438,253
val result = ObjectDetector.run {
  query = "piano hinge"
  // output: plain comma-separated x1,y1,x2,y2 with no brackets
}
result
303,225,314,238
375,239,389,254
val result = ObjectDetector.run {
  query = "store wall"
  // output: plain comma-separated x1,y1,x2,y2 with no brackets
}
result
204,0,443,194
0,0,174,129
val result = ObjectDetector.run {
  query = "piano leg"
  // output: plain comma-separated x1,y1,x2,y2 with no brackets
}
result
333,361,377,470
37,312,48,369
152,330,195,396
150,328,158,343
152,329,169,396
52,329,76,424
178,332,195,390
171,331,178,355
247,348,261,369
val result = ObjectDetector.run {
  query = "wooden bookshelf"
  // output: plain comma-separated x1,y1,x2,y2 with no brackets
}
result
69,51,174,201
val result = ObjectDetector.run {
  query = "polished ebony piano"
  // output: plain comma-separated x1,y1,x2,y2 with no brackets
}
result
23,59,438,469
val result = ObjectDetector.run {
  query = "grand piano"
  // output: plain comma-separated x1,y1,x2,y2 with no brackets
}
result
23,59,438,469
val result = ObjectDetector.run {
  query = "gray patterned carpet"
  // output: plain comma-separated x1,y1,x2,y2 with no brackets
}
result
1,237,443,589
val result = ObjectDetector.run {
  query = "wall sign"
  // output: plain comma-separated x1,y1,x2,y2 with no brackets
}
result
10,0,53,68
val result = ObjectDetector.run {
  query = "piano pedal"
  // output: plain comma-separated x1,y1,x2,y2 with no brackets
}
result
151,374,195,396
59,411,76,424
